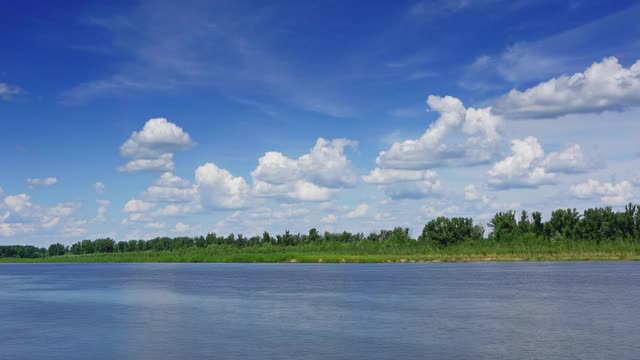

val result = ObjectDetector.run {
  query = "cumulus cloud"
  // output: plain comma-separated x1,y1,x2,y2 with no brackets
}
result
363,168,442,199
151,204,196,217
0,193,80,237
495,57,640,119
124,163,247,225
26,177,58,188
124,199,155,213
94,182,105,195
252,180,336,202
195,163,249,209
541,144,594,174
4,194,33,212
174,222,190,234
375,95,503,170
488,137,592,189
488,137,553,188
251,138,357,202
119,154,175,172
345,203,369,219
119,118,194,172
142,172,196,203
285,181,335,202
570,179,634,205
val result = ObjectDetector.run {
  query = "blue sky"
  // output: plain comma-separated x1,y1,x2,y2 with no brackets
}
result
2,0,640,245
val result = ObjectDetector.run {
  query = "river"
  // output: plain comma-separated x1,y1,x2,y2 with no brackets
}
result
1,262,638,359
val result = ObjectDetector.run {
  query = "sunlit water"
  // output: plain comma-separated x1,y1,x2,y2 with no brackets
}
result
1,262,638,359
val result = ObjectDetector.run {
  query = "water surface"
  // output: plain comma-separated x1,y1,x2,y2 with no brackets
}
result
1,262,638,359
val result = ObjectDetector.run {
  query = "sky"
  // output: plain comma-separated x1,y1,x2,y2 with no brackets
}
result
1,0,640,246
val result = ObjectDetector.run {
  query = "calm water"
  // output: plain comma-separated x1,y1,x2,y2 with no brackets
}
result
1,262,639,359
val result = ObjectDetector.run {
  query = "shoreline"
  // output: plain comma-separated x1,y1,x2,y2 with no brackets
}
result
2,253,639,264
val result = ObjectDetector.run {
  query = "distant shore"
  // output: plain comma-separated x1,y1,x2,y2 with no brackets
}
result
4,206,640,264
2,247,639,263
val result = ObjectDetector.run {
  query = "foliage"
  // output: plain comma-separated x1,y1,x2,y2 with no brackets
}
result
3,204,640,261
0,245,46,258
488,211,517,240
419,217,483,246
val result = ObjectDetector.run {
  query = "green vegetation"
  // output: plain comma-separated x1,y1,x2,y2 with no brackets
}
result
2,204,640,263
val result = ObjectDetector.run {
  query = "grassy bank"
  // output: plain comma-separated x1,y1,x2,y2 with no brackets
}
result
2,239,639,263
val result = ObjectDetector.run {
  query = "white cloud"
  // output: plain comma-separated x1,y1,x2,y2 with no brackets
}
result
145,222,166,229
154,172,191,188
252,180,336,202
570,179,634,205
299,138,358,188
488,137,552,188
363,168,438,184
321,214,337,224
195,163,249,209
541,144,593,174
463,4,640,86
119,118,194,172
488,137,591,189
0,82,21,100
363,168,442,199
0,194,80,238
251,138,356,201
251,152,299,185
375,95,502,170
94,182,105,195
174,222,190,234
94,199,110,223
464,184,489,203
47,203,79,218
423,204,460,218
142,172,196,203
0,223,35,237
346,203,369,219
62,219,88,238
26,177,58,188
119,154,175,172
286,181,334,202
495,57,640,119
4,194,33,212
466,45,572,86
124,199,155,213
151,204,198,217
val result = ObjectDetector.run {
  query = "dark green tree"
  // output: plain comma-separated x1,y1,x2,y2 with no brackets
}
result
47,243,67,256
488,211,517,240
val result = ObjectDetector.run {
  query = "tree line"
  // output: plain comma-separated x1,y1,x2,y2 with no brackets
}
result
2,204,640,258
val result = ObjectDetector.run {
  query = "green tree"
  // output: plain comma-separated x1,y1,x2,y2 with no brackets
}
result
308,228,321,243
420,217,483,246
94,238,116,253
488,211,517,240
532,211,544,236
262,231,272,244
388,227,411,244
47,243,67,256
517,210,532,234
545,209,580,239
